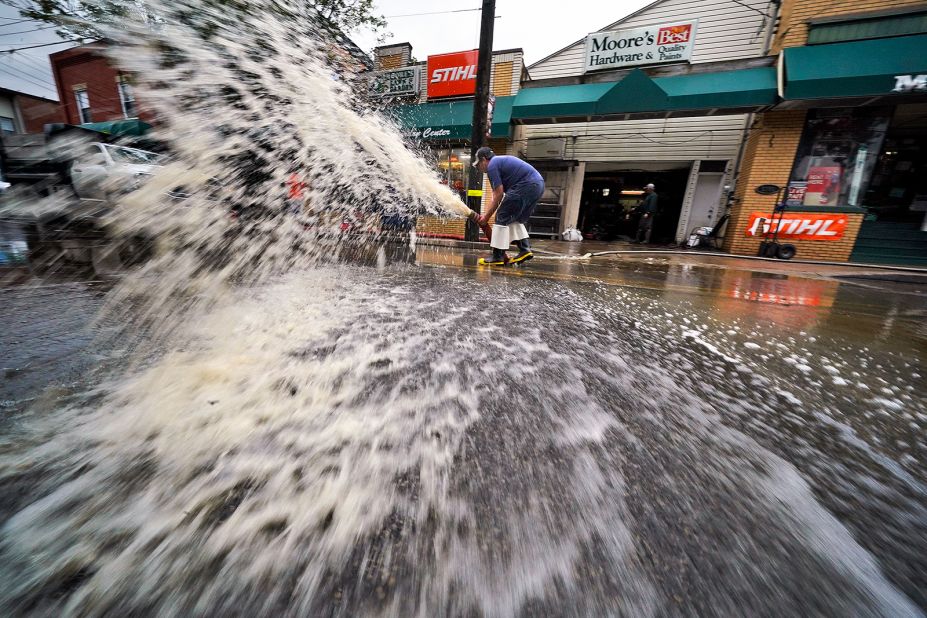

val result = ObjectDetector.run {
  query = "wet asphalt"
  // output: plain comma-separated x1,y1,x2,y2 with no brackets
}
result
1,248,925,616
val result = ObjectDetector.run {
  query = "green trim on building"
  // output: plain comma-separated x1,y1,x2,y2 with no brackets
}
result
510,82,612,120
595,69,669,114
80,119,151,136
808,10,927,45
392,96,514,140
654,67,778,110
510,67,778,122
782,33,927,100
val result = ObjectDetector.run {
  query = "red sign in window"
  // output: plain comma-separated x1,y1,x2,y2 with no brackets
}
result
427,50,479,99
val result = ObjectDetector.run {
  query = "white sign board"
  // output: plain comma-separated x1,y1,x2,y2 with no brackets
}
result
583,21,697,73
372,66,421,96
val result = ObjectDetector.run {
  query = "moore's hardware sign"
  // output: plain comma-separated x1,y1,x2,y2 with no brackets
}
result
583,21,697,73
427,50,479,98
371,66,421,96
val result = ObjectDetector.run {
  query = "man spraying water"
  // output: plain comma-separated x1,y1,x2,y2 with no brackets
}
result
472,147,545,266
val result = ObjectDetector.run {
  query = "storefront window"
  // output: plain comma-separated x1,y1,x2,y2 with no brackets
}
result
787,108,891,208
433,147,471,203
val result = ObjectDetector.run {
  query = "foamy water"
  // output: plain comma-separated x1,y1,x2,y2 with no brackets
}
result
1,0,925,615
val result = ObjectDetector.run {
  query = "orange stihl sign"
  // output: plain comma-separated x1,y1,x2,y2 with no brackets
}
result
427,50,478,99
745,212,848,241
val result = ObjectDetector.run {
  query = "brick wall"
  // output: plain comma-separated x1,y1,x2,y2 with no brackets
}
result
725,110,803,255
725,110,867,261
378,54,404,70
492,62,514,97
773,0,926,51
51,46,125,124
16,95,66,133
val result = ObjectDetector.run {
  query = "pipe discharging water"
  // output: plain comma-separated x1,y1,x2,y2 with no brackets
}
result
1,2,926,617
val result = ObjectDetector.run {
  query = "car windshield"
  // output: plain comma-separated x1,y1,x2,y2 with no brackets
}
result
104,145,163,165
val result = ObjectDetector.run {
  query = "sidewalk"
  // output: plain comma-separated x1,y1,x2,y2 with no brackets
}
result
413,236,927,282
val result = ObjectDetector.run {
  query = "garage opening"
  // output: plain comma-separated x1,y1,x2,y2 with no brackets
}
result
577,167,691,243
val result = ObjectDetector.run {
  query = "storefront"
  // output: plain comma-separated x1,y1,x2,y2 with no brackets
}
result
373,44,526,238
514,0,779,242
727,12,927,265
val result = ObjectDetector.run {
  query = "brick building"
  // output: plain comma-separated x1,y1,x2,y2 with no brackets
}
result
0,87,66,134
726,1,927,265
49,42,140,126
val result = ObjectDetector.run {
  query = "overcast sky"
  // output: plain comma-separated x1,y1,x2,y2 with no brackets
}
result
0,4,73,100
354,0,653,66
0,1,654,101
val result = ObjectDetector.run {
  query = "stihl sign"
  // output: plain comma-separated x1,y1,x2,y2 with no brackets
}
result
427,50,478,98
745,212,847,241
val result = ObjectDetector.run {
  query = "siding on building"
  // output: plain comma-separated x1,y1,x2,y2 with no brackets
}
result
522,115,748,163
529,0,776,80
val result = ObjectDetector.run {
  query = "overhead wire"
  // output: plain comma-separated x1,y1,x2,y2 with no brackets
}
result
0,24,59,36
384,8,481,18
0,39,83,53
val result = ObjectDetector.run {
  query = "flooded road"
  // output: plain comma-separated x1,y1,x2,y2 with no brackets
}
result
1,257,924,617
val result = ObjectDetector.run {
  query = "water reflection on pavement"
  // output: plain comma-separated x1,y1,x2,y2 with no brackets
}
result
0,251,924,616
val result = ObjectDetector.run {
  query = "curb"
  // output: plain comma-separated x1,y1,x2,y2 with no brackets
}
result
409,237,927,275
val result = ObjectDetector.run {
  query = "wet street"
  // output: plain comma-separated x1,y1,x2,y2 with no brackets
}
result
1,249,925,617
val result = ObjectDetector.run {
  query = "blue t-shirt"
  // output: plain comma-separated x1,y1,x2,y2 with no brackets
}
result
486,155,543,192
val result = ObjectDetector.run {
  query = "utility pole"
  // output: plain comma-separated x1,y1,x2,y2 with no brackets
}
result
465,0,496,242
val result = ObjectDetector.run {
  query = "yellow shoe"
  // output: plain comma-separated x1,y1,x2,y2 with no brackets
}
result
510,251,533,264
478,253,509,266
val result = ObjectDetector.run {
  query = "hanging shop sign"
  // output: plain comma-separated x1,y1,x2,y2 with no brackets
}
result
745,212,848,241
583,20,697,73
427,50,479,99
371,66,421,96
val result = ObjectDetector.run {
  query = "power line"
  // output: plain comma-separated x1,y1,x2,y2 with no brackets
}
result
0,62,55,91
0,39,82,52
729,0,771,18
0,24,59,36
0,64,56,92
0,17,36,26
384,7,481,18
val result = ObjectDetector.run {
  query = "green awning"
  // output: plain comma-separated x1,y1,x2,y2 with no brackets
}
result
512,68,777,122
655,67,778,109
595,69,669,114
782,34,927,100
79,119,152,136
510,82,612,120
392,96,514,140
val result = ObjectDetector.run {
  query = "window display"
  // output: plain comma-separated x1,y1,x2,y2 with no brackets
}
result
788,108,890,208
433,147,472,203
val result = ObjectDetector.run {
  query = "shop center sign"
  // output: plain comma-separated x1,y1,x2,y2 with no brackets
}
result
427,50,478,99
371,66,421,96
583,21,697,73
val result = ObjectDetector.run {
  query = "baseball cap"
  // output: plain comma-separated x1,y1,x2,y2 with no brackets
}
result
472,146,494,168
